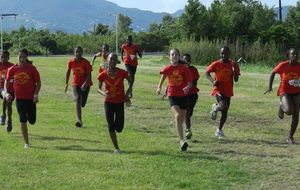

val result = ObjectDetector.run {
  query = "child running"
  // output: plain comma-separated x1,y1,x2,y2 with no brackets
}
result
98,52,132,154
0,50,14,132
91,44,110,74
156,48,193,151
65,46,92,128
264,48,300,144
5,48,41,148
121,35,142,98
205,46,240,138
182,54,200,139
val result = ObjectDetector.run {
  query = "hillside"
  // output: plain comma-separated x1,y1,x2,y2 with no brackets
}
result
0,0,171,33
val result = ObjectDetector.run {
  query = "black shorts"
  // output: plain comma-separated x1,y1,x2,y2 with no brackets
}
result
125,64,137,75
104,102,124,133
168,96,188,109
186,93,198,116
16,99,36,124
216,93,231,108
73,85,90,107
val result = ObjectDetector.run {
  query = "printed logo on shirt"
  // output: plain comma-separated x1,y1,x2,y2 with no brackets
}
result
285,72,298,80
73,67,84,76
219,69,232,82
170,70,183,86
106,78,121,97
0,69,7,81
14,72,30,85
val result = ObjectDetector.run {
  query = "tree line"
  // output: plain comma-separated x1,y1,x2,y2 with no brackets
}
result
2,0,300,66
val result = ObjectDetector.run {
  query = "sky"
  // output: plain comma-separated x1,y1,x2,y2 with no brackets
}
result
107,0,298,13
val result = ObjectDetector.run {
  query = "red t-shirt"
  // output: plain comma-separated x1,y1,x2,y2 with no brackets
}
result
97,68,128,103
121,43,140,66
188,66,200,95
206,59,240,97
68,58,93,86
0,62,14,89
160,64,192,97
6,64,40,100
273,60,300,96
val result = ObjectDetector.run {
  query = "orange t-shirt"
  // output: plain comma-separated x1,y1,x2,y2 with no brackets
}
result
6,64,40,100
188,66,200,95
0,62,14,88
160,64,192,97
273,60,300,96
68,58,93,86
121,43,140,66
98,68,128,103
206,59,240,97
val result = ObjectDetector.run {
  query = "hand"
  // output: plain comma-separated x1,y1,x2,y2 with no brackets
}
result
81,83,87,91
213,80,220,87
182,86,190,95
33,94,39,103
264,88,272,95
156,87,161,95
64,84,68,93
161,93,167,99
6,93,13,102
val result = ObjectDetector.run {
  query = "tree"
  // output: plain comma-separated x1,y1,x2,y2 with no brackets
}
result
39,36,57,56
90,23,110,35
118,14,132,33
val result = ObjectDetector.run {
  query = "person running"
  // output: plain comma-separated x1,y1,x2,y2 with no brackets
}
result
91,44,110,74
121,35,142,98
264,48,300,144
205,46,240,138
156,48,193,151
5,48,41,148
98,52,132,154
0,50,14,132
182,54,200,139
65,46,92,128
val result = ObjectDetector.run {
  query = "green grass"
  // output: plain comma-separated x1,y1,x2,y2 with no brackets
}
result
0,55,299,190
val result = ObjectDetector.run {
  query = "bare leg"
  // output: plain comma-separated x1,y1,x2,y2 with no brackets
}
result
289,95,300,139
7,100,12,123
2,99,7,117
171,105,185,140
20,122,29,144
216,99,229,130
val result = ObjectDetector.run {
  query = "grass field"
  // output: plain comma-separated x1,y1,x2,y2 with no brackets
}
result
0,55,299,190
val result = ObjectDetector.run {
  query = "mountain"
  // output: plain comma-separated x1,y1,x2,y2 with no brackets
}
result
0,0,172,33
274,6,291,20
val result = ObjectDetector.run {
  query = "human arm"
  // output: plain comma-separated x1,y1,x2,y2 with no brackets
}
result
65,68,71,93
33,80,41,103
264,71,276,94
91,53,100,66
156,75,166,95
121,48,124,62
205,71,220,87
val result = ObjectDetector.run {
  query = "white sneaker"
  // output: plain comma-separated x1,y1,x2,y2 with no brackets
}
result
24,144,30,149
114,149,121,154
180,140,188,151
185,129,192,139
215,128,225,138
210,103,218,120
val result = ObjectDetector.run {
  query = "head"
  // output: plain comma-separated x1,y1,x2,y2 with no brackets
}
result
287,48,298,63
18,48,29,64
220,46,230,62
107,52,119,69
169,48,180,64
74,46,83,59
126,35,133,45
182,54,191,66
101,44,109,53
1,50,10,63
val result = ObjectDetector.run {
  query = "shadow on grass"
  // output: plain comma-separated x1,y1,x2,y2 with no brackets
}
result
30,134,100,144
214,149,292,159
219,138,288,147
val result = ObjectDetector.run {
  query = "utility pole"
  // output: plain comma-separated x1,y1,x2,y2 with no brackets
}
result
279,0,282,22
0,13,17,53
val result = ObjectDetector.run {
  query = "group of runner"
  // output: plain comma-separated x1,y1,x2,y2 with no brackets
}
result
0,35,299,152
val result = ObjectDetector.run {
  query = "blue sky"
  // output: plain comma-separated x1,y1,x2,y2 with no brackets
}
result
108,0,298,13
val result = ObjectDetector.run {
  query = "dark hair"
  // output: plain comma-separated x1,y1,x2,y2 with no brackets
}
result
102,44,109,51
182,53,191,60
75,46,83,51
221,46,230,52
2,50,9,56
286,48,297,58
19,48,33,64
